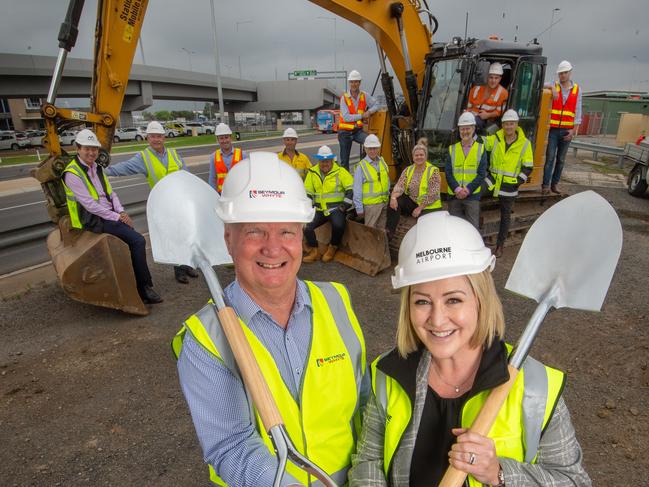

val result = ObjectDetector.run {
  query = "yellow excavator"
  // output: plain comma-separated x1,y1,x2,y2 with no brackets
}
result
35,0,555,313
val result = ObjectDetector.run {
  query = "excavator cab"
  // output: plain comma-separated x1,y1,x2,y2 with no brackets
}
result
417,38,548,187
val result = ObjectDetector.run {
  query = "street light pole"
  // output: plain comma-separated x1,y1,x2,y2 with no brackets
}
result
317,16,339,107
235,20,253,79
209,0,225,122
181,47,195,71
549,8,560,41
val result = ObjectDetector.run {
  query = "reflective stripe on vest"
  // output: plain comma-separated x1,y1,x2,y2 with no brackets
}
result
359,157,389,205
550,83,579,129
339,92,367,131
172,281,366,486
305,165,349,212
214,148,243,192
372,344,565,482
61,159,113,229
405,162,442,210
141,147,182,188
488,130,532,196
468,85,506,113
448,142,483,195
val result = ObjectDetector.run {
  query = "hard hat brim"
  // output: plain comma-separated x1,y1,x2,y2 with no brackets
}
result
391,255,496,289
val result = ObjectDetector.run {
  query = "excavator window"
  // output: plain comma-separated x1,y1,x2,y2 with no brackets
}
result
509,60,545,142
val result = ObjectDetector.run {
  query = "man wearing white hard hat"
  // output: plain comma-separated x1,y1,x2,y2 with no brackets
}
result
483,109,534,257
352,134,390,228
338,69,380,171
105,121,197,284
303,145,355,263
467,62,509,131
207,122,247,193
277,127,312,180
173,152,368,486
62,129,162,304
349,212,589,485
543,60,582,195
444,112,488,229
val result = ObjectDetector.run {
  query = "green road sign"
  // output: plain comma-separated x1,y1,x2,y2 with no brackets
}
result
293,70,317,77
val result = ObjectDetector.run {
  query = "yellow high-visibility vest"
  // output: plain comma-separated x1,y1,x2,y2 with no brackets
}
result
447,141,483,195
359,157,390,205
404,162,442,210
62,159,114,229
141,147,182,188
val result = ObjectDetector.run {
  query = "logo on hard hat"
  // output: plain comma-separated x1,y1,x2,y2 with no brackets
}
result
249,189,287,199
415,246,452,264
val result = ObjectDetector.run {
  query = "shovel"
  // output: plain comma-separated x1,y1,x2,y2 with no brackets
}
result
439,190,622,487
146,171,338,487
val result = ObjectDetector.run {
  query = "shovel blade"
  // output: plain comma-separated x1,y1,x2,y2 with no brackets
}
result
146,171,233,267
505,190,622,311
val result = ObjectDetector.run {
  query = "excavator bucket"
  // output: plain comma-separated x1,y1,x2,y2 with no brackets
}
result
314,219,392,276
47,218,149,316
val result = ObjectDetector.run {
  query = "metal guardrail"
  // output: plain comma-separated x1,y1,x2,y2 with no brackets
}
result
570,139,626,168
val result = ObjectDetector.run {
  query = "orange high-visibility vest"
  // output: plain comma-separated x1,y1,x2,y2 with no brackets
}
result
213,148,243,192
467,84,508,117
550,83,579,129
339,92,367,131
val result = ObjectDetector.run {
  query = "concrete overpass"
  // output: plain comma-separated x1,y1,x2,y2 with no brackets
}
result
0,53,339,128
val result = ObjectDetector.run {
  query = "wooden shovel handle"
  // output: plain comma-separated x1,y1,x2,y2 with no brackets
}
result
438,364,520,487
217,306,284,431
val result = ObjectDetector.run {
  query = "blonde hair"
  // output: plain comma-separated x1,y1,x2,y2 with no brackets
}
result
411,137,428,158
395,269,505,358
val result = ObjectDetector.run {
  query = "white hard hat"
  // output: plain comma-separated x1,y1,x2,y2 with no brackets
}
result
501,109,520,122
215,152,315,223
458,112,477,126
316,145,335,160
282,127,298,138
146,121,165,135
392,211,495,289
488,62,504,76
75,129,101,147
347,70,362,81
364,134,381,148
557,60,573,73
215,123,233,136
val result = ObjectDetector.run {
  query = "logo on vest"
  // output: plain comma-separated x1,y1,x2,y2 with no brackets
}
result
415,246,452,264
249,189,286,199
315,352,346,367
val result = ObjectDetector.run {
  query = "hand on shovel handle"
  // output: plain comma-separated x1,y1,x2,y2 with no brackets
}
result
217,306,285,430
439,365,519,487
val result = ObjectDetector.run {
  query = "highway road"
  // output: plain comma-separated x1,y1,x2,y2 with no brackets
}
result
0,133,350,276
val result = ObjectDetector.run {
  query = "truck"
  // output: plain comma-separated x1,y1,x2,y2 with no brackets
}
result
34,0,560,313
316,109,340,133
626,139,649,196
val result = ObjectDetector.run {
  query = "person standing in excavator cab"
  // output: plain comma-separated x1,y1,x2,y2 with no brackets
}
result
337,70,379,171
466,62,509,132
207,123,247,193
105,121,199,284
62,129,162,304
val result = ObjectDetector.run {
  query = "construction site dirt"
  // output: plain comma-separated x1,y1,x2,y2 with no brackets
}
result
1,160,648,486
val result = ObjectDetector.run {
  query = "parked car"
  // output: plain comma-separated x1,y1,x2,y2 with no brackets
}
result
113,127,145,142
0,131,30,151
164,122,186,137
184,122,213,136
59,130,78,146
626,139,649,197
25,129,47,147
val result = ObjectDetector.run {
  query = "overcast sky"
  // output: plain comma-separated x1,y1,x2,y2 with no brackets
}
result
2,0,648,110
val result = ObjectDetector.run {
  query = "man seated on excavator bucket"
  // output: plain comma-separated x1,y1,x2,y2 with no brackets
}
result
61,129,163,305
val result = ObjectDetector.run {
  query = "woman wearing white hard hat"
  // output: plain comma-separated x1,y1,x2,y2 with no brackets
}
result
386,138,441,240
351,134,390,228
302,145,354,263
445,112,488,230
483,109,534,258
349,212,590,486
277,127,312,180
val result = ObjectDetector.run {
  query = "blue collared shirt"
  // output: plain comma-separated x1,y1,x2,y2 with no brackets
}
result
339,90,379,123
177,279,313,486
207,147,248,190
104,146,186,177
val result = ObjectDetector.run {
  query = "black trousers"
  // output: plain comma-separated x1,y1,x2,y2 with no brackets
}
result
304,209,347,247
102,220,153,291
496,196,516,247
386,194,436,233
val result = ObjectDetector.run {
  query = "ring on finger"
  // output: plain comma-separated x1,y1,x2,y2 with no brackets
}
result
469,452,476,465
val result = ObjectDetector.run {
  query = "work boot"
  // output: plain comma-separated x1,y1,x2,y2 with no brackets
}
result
183,265,200,278
550,184,561,194
541,185,550,196
141,285,163,304
321,244,338,263
174,266,189,284
494,245,504,258
302,246,320,263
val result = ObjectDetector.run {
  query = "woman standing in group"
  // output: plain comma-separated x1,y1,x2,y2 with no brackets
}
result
349,212,590,487
386,139,441,240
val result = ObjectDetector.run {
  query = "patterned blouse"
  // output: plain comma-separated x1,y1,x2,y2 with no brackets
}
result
391,162,441,208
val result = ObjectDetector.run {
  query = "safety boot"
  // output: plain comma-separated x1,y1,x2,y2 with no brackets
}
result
494,245,504,258
174,266,189,284
321,244,338,263
303,246,320,263
550,184,561,194
541,185,550,196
